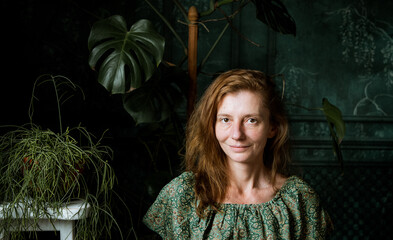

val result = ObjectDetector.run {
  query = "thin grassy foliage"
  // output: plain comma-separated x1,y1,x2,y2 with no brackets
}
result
0,75,128,239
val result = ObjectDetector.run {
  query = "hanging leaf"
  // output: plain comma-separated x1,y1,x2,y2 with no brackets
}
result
88,15,165,94
327,120,344,171
251,0,296,36
322,98,345,144
321,98,345,171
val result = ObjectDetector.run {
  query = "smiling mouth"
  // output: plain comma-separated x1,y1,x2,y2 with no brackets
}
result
229,145,250,152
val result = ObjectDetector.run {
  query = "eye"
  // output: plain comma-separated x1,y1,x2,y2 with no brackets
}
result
217,117,230,123
247,118,257,124
221,118,230,123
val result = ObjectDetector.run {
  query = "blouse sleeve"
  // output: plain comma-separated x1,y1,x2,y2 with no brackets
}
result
143,172,195,239
283,177,334,239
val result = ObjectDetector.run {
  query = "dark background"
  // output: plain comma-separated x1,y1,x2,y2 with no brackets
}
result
1,0,392,239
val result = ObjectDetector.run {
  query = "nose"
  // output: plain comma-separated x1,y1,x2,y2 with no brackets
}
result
231,121,245,140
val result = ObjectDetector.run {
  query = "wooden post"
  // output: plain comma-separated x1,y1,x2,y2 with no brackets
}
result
187,6,198,118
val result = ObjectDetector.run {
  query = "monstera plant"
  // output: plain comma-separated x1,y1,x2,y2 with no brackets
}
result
87,0,298,125
88,15,187,125
88,17,165,94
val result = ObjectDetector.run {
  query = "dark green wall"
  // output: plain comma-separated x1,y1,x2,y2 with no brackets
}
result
277,1,393,238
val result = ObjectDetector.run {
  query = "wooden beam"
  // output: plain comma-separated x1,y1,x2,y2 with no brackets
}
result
187,6,198,118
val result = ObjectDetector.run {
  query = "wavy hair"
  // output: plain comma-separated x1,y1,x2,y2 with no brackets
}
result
185,69,290,217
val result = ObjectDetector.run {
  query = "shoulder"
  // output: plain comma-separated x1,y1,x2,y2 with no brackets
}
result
278,175,326,222
171,171,195,187
160,171,195,199
143,172,197,238
278,175,334,238
145,171,196,213
280,175,317,197
144,171,196,212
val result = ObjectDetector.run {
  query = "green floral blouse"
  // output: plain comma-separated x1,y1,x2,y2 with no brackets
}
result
143,172,333,239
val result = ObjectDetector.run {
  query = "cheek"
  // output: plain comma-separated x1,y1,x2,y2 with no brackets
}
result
215,125,226,142
249,130,269,143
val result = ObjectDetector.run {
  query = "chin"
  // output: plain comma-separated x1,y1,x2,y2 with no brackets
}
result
227,154,255,163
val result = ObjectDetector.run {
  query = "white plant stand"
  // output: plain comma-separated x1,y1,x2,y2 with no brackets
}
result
0,200,90,240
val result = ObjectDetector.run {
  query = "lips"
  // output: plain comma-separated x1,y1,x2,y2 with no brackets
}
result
229,145,250,152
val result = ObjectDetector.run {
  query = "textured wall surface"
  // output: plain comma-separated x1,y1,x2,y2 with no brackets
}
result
278,1,393,238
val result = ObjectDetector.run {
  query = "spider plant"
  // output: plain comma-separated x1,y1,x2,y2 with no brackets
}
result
0,75,128,240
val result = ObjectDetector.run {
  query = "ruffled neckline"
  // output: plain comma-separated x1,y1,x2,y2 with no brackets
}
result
217,175,298,208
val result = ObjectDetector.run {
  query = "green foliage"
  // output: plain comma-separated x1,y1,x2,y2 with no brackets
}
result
0,75,128,240
0,125,117,240
88,16,165,94
287,97,346,165
322,98,346,169
200,0,297,37
251,0,296,35
122,63,188,124
322,98,346,144
87,0,298,125
28,74,83,134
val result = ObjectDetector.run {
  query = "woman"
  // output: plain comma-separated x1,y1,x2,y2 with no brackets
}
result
143,69,333,239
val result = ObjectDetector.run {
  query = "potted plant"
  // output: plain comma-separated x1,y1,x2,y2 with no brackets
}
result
0,75,127,240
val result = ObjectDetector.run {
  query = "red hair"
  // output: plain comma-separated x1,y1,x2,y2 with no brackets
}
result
185,69,290,217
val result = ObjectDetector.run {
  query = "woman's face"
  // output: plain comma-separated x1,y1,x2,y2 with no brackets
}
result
215,90,276,165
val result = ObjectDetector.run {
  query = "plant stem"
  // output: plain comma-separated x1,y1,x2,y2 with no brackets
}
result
51,76,63,134
199,22,230,71
143,0,188,56
200,0,238,17
28,76,40,125
200,0,216,17
172,0,189,23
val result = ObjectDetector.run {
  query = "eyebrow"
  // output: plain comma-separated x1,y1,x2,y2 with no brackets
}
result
216,113,262,118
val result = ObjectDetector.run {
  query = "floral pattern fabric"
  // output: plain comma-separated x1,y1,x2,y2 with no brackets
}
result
143,172,333,239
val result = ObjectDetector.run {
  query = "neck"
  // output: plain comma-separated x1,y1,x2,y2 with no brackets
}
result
222,160,278,204
226,160,272,191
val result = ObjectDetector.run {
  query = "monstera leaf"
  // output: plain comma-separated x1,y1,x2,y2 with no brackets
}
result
88,15,165,94
251,0,296,36
122,63,188,124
